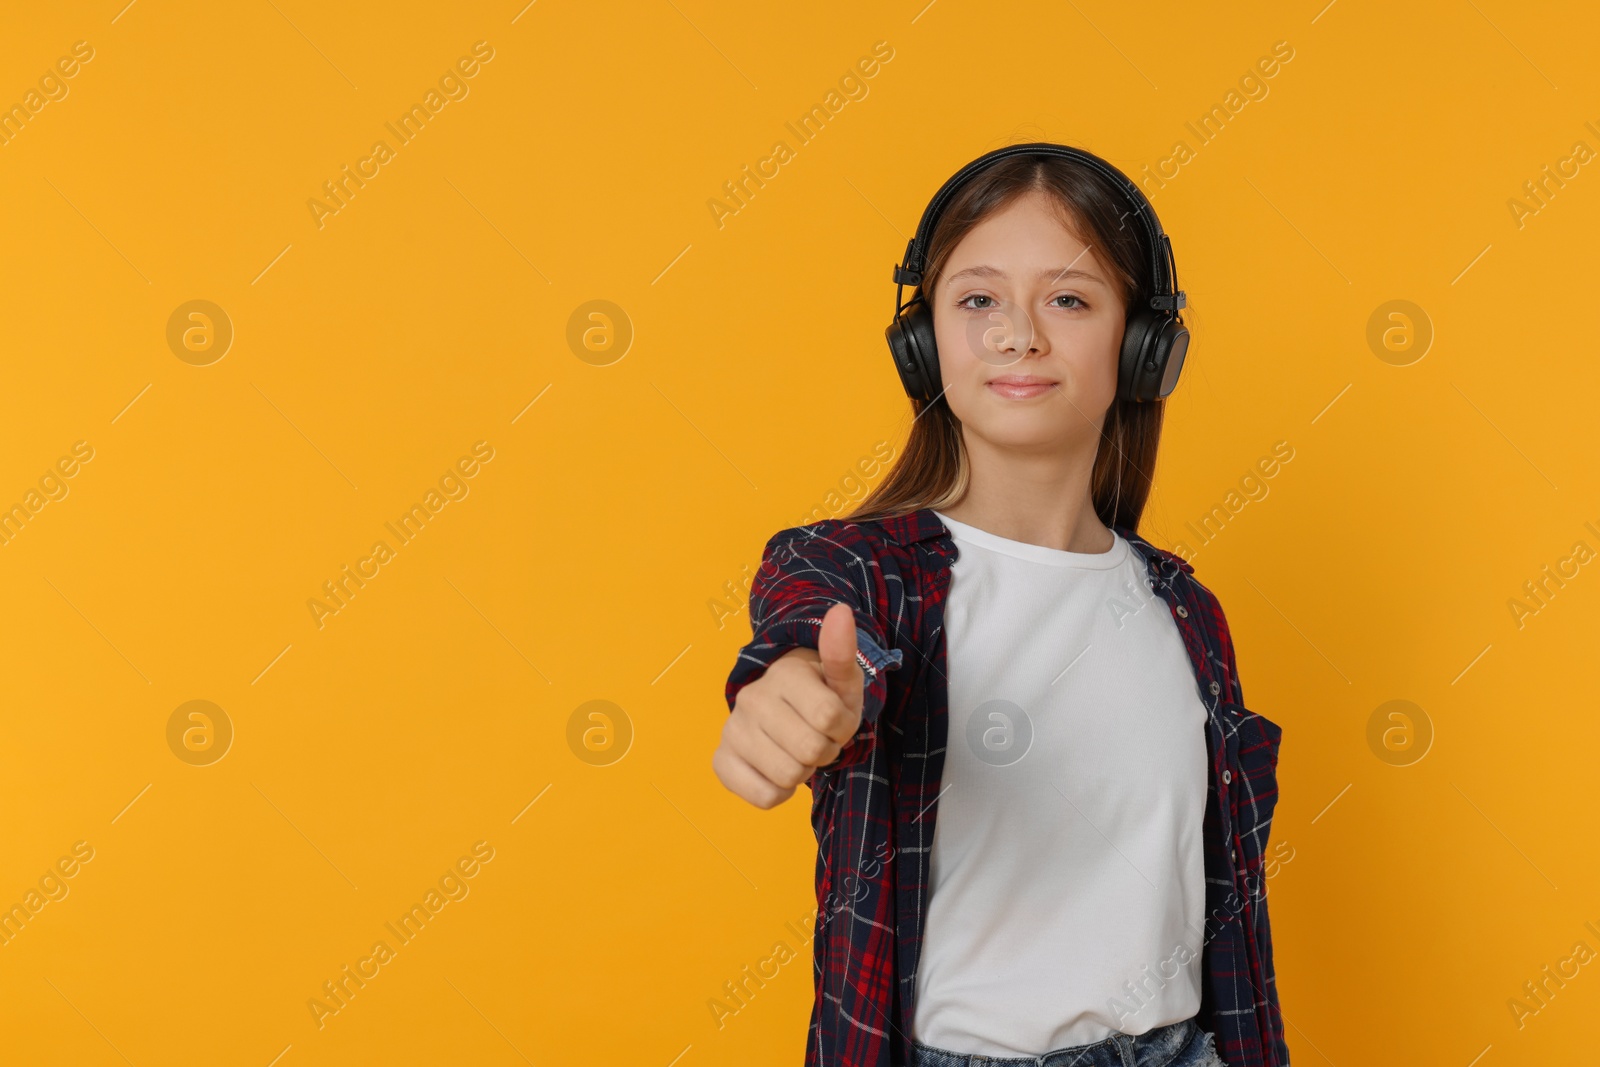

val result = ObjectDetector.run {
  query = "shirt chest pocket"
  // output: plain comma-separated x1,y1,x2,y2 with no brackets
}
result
1220,700,1283,869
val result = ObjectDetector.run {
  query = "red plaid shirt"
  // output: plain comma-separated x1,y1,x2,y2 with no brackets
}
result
725,507,1289,1066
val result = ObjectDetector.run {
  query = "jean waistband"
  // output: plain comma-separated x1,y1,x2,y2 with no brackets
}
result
909,1017,1198,1067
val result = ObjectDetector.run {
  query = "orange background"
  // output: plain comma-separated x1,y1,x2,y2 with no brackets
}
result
2,1,1598,1064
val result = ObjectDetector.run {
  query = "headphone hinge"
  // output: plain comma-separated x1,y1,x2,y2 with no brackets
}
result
893,264,923,287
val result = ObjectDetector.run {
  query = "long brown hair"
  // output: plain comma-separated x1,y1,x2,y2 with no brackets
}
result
843,147,1169,533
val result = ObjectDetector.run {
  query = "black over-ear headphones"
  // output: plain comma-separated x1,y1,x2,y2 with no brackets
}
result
884,142,1189,405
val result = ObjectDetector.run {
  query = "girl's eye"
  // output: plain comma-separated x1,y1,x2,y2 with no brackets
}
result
1053,294,1086,309
958,294,996,310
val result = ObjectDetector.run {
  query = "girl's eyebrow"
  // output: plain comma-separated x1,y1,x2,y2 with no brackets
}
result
944,264,1106,286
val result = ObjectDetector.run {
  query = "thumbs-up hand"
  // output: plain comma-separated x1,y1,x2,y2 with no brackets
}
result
815,600,865,727
713,602,867,809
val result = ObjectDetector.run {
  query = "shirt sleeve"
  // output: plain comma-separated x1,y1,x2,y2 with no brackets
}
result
724,523,905,734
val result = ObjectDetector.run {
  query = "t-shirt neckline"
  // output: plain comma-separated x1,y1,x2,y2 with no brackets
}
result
932,509,1128,570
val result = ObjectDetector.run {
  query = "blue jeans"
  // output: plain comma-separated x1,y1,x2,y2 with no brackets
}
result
909,1017,1225,1067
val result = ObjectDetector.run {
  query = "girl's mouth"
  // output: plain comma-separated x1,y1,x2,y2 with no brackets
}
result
986,377,1057,400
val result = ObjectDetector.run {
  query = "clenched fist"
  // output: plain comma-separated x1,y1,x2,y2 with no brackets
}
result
713,602,866,809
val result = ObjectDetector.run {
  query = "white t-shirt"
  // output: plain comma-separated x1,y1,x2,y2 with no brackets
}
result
910,510,1209,1056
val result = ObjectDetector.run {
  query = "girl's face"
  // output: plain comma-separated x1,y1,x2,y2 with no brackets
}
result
931,189,1129,452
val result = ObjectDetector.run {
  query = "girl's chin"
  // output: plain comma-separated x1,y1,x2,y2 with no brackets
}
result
962,421,1091,450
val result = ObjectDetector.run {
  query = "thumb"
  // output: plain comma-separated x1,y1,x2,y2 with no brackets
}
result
816,602,864,717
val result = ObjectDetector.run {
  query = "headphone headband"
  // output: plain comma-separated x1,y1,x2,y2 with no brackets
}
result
891,142,1185,316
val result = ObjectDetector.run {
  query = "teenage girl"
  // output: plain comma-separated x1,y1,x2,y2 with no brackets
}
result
714,144,1287,1067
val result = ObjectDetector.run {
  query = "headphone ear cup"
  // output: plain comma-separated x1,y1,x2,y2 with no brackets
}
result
1117,311,1158,402
1118,311,1189,402
885,296,943,402
1150,318,1190,399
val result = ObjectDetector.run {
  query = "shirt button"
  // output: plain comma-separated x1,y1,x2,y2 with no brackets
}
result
1175,605,1188,618
1209,680,1221,696
1230,848,1237,864
1222,769,1232,784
